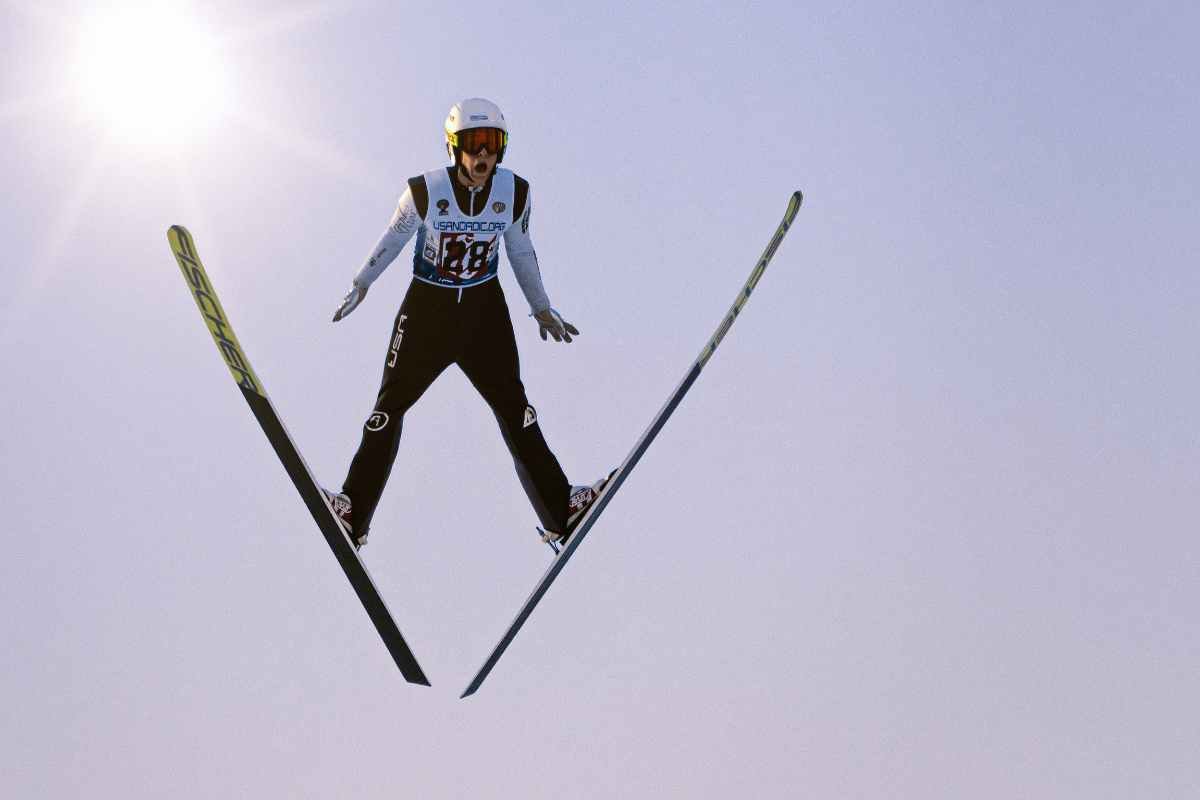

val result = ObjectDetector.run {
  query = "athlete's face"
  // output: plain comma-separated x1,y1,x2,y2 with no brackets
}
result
457,147,497,187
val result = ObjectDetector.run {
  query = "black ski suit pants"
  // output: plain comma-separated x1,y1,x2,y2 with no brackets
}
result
343,278,570,536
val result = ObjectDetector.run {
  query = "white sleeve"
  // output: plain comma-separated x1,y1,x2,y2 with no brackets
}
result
503,192,551,314
352,188,422,288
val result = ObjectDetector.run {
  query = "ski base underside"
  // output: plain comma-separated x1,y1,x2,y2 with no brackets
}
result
461,190,803,697
167,224,429,686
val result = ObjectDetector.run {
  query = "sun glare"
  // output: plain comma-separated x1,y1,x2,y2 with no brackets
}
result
72,3,231,148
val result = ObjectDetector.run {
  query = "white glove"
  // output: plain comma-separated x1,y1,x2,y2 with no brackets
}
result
332,283,368,322
534,307,579,343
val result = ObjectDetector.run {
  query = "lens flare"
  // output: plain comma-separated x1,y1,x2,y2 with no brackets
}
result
72,3,231,147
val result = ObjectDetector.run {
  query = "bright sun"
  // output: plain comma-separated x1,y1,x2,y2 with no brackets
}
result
72,3,231,147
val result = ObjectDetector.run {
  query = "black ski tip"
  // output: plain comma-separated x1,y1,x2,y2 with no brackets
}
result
792,190,804,206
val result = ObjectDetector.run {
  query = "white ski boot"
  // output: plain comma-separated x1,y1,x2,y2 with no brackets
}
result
322,488,366,550
541,471,616,547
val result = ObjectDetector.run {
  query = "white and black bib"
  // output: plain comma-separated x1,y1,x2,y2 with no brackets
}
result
411,167,515,287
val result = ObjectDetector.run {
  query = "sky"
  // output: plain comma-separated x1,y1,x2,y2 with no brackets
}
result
2,0,1198,797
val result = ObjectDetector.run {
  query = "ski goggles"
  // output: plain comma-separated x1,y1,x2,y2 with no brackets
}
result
447,126,507,155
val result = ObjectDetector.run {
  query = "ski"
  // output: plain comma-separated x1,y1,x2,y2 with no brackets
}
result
166,225,430,686
461,190,804,697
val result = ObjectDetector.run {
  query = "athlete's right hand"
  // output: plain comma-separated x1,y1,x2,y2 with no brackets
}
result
332,283,368,322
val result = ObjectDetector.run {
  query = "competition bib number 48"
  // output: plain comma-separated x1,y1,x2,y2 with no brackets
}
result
434,232,497,281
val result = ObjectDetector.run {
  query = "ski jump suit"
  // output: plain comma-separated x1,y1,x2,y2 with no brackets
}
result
342,165,571,537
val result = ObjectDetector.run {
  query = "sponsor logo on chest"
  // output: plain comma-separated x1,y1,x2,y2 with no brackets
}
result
432,219,507,233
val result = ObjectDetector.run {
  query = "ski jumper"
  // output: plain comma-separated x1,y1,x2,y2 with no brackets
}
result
342,166,570,536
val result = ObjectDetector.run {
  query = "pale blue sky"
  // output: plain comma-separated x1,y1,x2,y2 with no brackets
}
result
2,1,1198,797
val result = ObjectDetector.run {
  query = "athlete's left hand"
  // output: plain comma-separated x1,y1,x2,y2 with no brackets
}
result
534,308,579,343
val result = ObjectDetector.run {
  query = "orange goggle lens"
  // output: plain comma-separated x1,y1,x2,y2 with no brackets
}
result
450,127,507,155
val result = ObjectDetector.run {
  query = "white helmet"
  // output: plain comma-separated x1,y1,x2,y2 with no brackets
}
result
444,97,509,163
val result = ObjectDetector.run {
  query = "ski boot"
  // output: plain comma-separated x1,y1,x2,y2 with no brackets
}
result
540,470,616,549
321,488,367,550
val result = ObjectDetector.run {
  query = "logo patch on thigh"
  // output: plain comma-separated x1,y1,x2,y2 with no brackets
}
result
366,411,390,432
523,406,537,428
387,314,408,368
